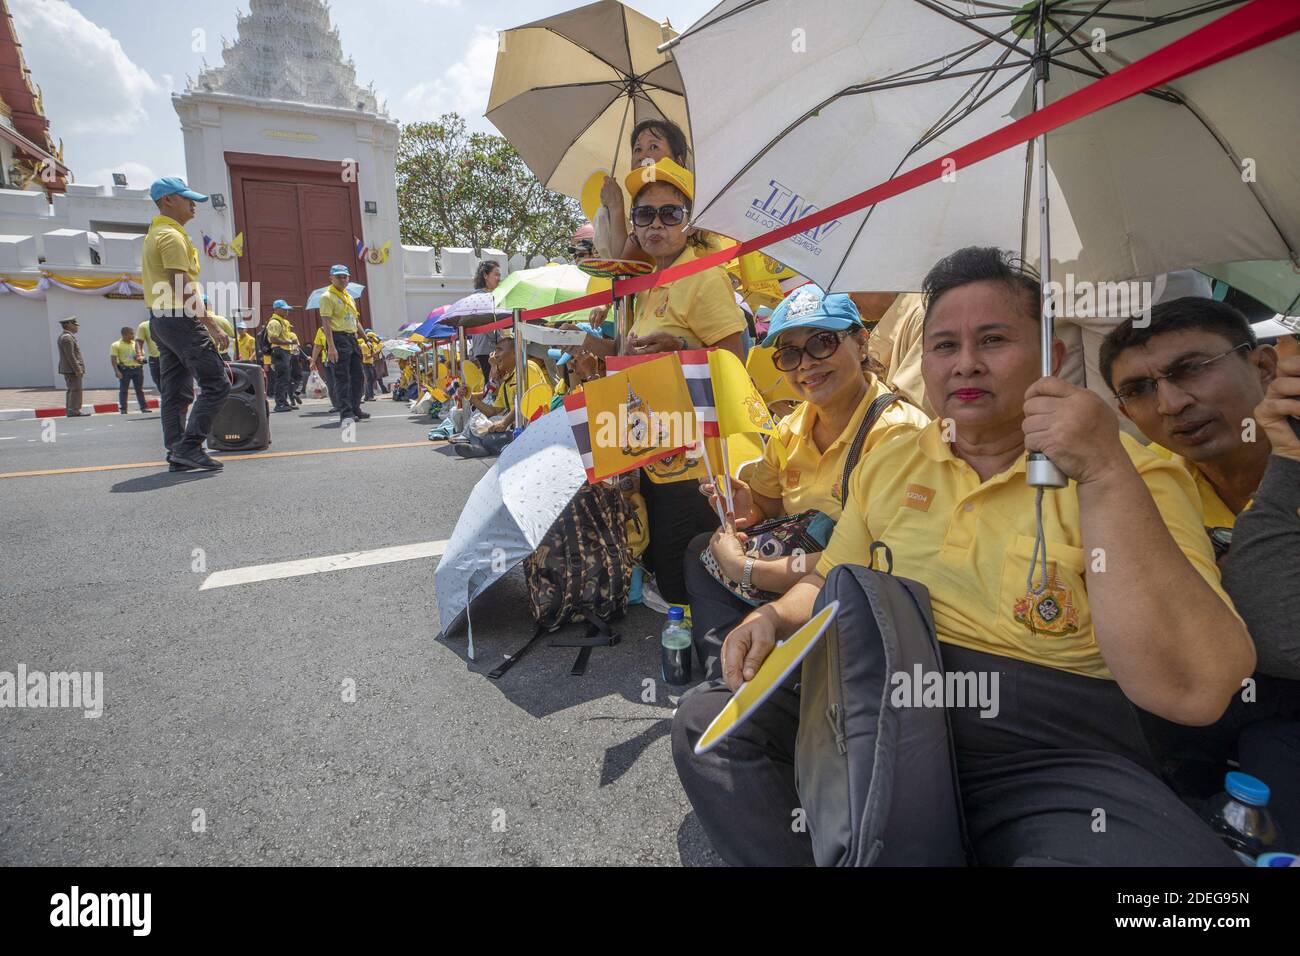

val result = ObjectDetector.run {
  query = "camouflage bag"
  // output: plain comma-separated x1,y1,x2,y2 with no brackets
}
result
524,480,632,631
490,481,631,679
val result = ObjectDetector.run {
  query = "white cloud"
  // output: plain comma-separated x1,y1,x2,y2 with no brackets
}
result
398,24,498,128
83,160,159,191
416,0,463,6
10,0,162,136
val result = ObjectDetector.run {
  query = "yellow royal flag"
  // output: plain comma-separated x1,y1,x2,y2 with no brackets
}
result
583,352,697,482
745,345,801,407
709,347,779,440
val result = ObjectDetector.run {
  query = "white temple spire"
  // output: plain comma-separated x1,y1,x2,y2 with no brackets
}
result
195,0,384,114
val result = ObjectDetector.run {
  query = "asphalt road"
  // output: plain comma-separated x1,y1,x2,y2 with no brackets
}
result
0,396,722,866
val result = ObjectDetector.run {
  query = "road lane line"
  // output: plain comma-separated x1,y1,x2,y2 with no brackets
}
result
0,440,432,479
200,539,449,590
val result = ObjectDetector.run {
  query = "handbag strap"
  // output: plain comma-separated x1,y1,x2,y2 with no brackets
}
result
838,391,901,498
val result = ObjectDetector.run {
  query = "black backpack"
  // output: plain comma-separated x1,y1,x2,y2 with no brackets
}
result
796,553,971,865
255,325,272,358
490,481,633,679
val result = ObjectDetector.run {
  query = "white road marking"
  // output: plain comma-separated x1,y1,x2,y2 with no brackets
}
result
199,539,449,590
0,436,14,441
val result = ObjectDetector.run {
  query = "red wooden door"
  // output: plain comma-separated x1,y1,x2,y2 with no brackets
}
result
241,180,307,330
297,183,366,330
229,153,368,343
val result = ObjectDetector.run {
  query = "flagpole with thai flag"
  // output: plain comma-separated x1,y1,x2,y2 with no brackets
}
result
679,349,732,526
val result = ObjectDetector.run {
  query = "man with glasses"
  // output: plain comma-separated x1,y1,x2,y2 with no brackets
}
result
1101,297,1300,839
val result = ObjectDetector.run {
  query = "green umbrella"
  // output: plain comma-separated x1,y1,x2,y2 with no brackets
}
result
1200,260,1300,316
493,264,591,314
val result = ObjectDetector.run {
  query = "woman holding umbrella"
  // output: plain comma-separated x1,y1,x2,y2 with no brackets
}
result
468,260,502,381
597,119,691,262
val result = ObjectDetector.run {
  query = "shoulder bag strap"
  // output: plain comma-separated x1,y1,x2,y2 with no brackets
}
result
838,391,901,496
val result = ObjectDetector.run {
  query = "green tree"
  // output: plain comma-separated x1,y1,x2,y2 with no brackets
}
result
396,113,584,261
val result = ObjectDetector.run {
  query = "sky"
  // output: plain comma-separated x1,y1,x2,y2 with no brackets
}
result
13,0,719,189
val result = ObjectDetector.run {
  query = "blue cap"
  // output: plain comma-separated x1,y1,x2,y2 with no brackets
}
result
150,177,208,203
760,284,863,347
330,264,351,277
1225,771,1270,807
272,299,293,311
667,606,684,621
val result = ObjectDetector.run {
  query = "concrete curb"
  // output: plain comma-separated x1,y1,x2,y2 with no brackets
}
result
0,399,160,422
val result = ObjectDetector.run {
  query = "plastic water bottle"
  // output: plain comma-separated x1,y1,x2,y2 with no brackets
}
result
661,607,692,686
1203,771,1283,864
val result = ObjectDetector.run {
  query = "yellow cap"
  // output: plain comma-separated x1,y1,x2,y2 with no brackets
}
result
624,157,693,204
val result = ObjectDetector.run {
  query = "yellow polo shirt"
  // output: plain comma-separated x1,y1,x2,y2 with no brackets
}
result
141,215,200,311
319,285,359,333
135,320,160,359
748,377,929,519
110,339,141,367
237,332,257,361
267,314,295,350
1149,445,1240,529
631,245,747,348
817,422,1232,679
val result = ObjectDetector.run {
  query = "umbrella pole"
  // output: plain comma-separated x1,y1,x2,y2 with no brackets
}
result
513,308,526,429
1026,32,1067,491
614,294,630,355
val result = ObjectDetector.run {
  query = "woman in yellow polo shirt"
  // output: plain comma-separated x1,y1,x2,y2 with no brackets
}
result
583,157,749,611
683,286,929,678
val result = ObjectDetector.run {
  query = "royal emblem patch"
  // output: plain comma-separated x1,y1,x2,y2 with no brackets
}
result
1013,563,1080,636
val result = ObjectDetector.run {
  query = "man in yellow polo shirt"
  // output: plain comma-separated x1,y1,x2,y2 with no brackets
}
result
135,318,162,391
141,176,229,471
1100,296,1300,839
266,299,298,412
318,264,369,424
673,246,1253,867
110,326,148,414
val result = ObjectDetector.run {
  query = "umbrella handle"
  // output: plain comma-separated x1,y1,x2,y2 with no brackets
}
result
1026,454,1067,488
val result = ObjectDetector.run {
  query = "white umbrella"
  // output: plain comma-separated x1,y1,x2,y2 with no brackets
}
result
670,0,1300,488
305,282,364,311
435,408,587,660
439,291,512,328
670,1,1300,293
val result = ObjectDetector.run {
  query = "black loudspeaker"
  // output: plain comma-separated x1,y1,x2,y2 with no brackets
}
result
209,361,271,451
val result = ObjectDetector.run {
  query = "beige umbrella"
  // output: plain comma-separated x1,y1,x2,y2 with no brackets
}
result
486,0,688,204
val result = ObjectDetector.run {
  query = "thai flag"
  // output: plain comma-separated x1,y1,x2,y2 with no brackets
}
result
202,234,217,257
355,237,370,260
678,349,719,437
563,389,595,482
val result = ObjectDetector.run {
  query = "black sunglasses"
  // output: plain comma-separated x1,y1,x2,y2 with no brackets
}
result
630,203,688,228
772,330,846,371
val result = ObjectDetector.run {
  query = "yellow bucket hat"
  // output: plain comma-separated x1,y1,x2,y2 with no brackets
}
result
624,157,694,204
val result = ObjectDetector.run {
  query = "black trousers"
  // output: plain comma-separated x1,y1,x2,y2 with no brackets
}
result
641,476,719,605
363,362,377,401
683,530,753,682
672,643,1241,866
270,349,293,405
146,356,161,390
117,365,147,412
329,330,364,417
148,313,231,455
